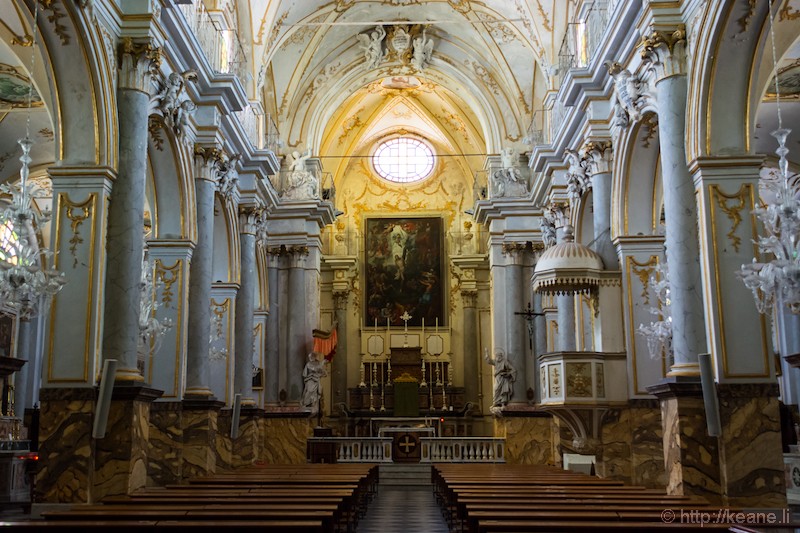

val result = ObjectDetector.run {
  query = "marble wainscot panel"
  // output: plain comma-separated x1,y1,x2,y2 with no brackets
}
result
717,384,786,507
231,407,264,468
650,381,722,505
598,408,632,483
181,399,224,481
93,386,162,502
37,388,96,503
494,414,556,465
630,401,666,488
216,410,233,471
597,402,665,487
262,415,314,464
148,401,183,487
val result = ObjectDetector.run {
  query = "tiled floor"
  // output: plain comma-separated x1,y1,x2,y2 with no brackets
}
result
357,485,449,533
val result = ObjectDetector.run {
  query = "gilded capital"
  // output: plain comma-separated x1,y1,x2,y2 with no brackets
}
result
640,27,687,81
238,205,265,235
333,290,350,310
461,290,478,308
582,140,613,176
193,145,224,181
118,37,161,92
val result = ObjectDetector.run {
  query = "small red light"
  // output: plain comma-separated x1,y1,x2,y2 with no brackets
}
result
16,453,38,461
440,418,444,422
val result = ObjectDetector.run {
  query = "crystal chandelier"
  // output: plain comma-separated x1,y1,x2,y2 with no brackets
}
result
737,0,800,315
0,2,65,319
637,262,673,360
136,249,173,369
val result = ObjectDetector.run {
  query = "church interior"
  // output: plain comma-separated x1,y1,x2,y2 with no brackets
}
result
0,0,799,530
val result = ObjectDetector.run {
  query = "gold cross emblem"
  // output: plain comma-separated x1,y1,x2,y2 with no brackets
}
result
398,434,417,454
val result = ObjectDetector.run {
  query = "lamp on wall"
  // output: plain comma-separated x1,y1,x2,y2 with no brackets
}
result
737,0,800,315
0,1,65,319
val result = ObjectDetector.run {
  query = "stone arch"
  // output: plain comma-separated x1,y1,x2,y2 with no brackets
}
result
145,121,196,241
687,0,800,160
212,195,240,284
611,115,662,240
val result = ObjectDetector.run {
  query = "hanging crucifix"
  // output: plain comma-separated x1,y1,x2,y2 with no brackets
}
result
514,302,544,350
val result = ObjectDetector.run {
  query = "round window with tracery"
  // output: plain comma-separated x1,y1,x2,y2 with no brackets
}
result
373,137,435,183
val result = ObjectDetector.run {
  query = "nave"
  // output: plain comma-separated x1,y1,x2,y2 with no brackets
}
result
2,463,797,532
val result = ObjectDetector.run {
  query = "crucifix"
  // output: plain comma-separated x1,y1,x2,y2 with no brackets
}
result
400,311,412,347
515,302,544,350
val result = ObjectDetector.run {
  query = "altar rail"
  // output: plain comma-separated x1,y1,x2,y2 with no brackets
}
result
307,437,505,463
421,437,505,463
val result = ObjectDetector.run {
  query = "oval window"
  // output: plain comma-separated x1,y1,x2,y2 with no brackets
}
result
373,137,435,183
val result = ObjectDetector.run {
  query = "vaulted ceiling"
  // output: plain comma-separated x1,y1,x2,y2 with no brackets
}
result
245,0,578,155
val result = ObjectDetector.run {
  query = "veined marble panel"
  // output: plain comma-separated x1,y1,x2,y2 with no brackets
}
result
598,409,632,483
181,407,220,480
37,388,95,503
216,411,233,471
148,403,183,486
263,417,314,464
718,384,786,507
630,403,666,488
93,396,152,501
230,411,262,468
494,416,556,465
661,395,722,504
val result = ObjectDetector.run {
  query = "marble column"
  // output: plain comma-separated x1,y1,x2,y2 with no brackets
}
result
102,39,161,382
532,292,547,403
643,28,705,376
779,307,800,405
13,318,37,413
462,290,480,409
502,244,527,404
38,166,114,502
332,291,349,413
234,206,262,406
555,229,577,352
185,146,223,398
265,252,280,406
582,140,618,269
287,248,308,402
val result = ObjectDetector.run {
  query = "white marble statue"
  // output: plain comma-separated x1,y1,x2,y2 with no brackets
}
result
411,30,434,71
541,216,557,248
490,147,527,198
357,25,386,69
283,149,318,200
605,61,645,128
565,148,589,205
302,352,328,415
173,100,196,137
216,154,240,201
484,348,516,415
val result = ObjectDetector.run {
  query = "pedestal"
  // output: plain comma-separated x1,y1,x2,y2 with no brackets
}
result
37,388,96,502
148,401,183,486
493,413,556,465
181,398,224,481
93,385,162,502
262,414,314,464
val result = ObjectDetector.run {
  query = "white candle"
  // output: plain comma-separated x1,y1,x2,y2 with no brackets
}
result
435,317,438,333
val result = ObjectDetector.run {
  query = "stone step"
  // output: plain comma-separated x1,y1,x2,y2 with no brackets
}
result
378,463,432,485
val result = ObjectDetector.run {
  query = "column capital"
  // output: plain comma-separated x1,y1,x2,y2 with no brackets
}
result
641,26,687,81
333,290,349,310
461,290,478,308
238,205,266,236
118,37,161,92
582,140,614,176
193,144,224,182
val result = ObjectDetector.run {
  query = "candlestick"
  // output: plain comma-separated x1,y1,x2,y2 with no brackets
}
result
429,362,434,409
380,361,386,411
359,362,366,388
442,377,447,410
421,358,427,388
387,360,392,386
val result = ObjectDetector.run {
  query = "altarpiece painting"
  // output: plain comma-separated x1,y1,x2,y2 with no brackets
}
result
365,217,444,327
